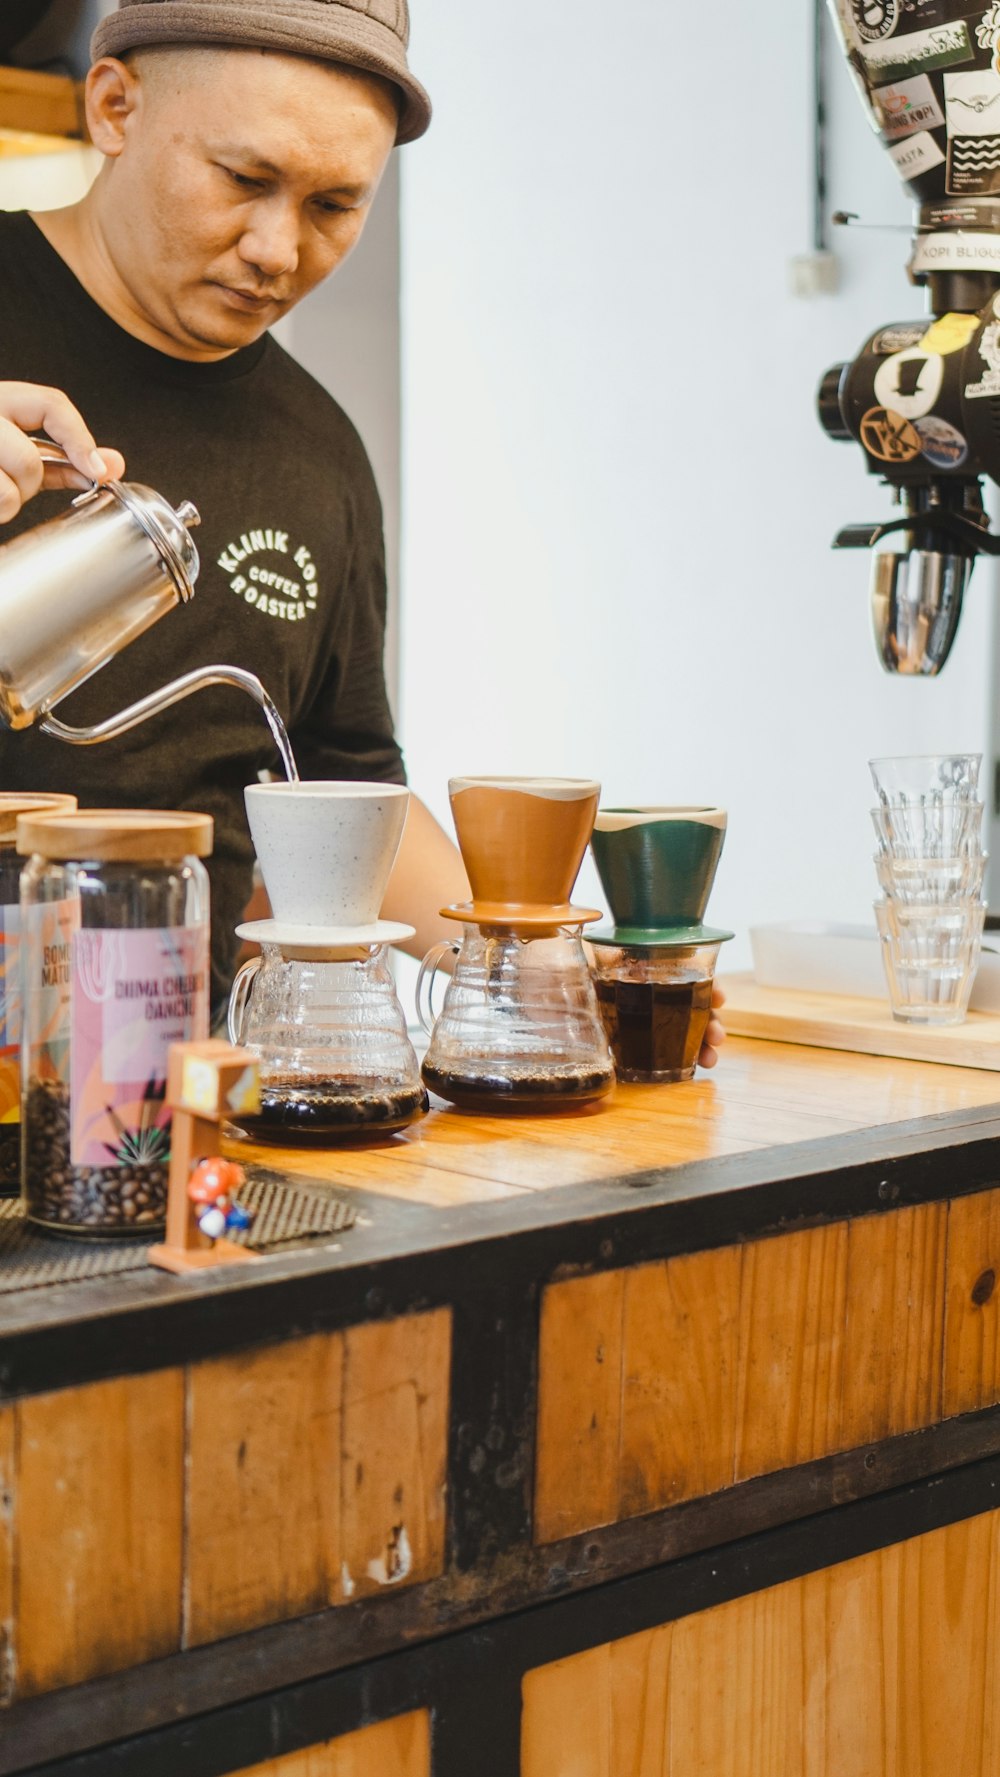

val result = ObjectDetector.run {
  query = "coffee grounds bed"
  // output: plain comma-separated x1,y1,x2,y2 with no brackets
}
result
0,1165,357,1295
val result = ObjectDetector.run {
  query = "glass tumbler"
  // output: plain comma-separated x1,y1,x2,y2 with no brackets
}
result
874,851,986,904
873,898,985,1024
871,801,984,859
868,753,982,806
589,942,722,1082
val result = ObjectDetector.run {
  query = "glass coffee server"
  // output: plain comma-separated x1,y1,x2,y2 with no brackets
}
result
418,778,615,1110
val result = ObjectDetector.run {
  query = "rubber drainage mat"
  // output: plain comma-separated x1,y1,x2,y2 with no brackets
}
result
0,1166,357,1294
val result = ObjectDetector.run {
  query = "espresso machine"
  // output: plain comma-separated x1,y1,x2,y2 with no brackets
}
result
819,1,1000,673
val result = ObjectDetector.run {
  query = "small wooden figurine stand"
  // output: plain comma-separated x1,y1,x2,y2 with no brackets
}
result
148,1038,262,1275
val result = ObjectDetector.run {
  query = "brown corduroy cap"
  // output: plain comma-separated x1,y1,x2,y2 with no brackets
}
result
91,0,431,144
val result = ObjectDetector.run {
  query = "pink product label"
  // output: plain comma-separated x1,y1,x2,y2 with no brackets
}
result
70,925,209,1169
0,904,23,1127
0,903,20,1052
24,897,80,1088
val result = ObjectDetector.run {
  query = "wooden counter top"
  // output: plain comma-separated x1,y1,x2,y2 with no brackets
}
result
242,1034,1000,1205
4,1035,1000,1401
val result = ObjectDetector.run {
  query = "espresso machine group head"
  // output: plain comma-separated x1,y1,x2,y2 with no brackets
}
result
820,1,1000,673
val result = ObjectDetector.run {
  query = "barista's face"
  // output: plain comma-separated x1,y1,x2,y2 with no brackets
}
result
86,47,398,358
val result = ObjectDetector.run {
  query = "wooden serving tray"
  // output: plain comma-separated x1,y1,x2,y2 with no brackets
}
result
719,972,1000,1071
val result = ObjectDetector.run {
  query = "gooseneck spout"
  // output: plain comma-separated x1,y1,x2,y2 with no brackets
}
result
40,666,299,782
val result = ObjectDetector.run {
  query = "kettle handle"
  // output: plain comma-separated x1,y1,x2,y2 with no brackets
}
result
228,954,263,1045
415,939,460,1036
30,438,98,493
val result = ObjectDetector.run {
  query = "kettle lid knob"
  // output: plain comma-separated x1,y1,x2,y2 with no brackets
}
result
175,501,200,529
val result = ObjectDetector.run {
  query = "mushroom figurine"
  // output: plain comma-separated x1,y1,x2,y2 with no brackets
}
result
187,1157,254,1243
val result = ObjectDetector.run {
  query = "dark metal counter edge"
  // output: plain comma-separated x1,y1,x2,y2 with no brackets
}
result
2,1099,1000,1401
4,1406,1000,1774
9,1445,1000,1777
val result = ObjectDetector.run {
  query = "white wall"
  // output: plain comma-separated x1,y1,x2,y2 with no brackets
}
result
398,2,996,962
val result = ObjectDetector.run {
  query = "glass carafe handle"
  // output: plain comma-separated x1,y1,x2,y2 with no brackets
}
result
227,953,263,1045
415,938,460,1035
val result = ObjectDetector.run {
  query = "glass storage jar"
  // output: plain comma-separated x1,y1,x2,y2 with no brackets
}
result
0,793,77,1195
17,809,212,1234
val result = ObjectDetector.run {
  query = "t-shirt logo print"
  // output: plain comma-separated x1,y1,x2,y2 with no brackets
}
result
217,528,319,623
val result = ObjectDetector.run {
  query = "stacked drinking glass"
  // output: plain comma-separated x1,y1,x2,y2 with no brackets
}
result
870,754,986,1025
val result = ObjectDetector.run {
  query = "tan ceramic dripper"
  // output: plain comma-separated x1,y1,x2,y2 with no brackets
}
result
442,776,603,929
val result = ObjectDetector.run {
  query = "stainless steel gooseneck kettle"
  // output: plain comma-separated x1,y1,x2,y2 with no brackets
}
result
0,443,287,754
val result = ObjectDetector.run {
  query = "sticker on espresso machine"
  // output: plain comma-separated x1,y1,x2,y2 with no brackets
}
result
873,73,944,139
860,406,923,461
862,20,972,84
873,347,944,418
944,70,1000,192
914,414,969,467
919,312,980,354
965,317,1000,397
888,129,946,179
871,321,927,354
978,4,1000,74
852,0,899,41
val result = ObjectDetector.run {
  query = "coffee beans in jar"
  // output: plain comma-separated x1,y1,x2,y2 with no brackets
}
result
0,793,77,1198
17,810,212,1236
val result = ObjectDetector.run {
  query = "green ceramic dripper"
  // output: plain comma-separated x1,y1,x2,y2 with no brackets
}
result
588,806,733,948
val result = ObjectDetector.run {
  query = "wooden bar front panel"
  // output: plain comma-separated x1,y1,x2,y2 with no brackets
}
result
537,1190,1000,1544
236,1710,431,1776
186,1332,345,1646
2,1310,451,1701
522,1508,1000,1776
16,1371,185,1697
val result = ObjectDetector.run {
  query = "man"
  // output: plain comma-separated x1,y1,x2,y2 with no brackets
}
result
0,0,725,1061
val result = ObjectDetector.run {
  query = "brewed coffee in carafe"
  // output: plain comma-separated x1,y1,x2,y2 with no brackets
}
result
417,778,614,1110
419,925,614,1108
229,942,426,1137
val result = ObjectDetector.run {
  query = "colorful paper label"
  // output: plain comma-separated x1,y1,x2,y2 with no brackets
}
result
69,925,209,1169
888,128,946,180
0,904,21,1125
874,74,944,140
23,896,79,1097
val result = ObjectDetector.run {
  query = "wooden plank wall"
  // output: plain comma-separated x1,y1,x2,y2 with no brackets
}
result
0,68,86,140
237,1710,431,1777
1,1310,450,1701
522,1507,1000,1777
536,1189,999,1543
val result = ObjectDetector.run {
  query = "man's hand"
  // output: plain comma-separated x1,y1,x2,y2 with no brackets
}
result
699,984,726,1070
0,382,125,522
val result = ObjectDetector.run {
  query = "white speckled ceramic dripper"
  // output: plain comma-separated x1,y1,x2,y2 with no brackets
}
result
243,782,410,931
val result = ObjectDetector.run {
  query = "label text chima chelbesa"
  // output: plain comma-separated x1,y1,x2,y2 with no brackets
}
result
116,972,206,1022
218,528,319,623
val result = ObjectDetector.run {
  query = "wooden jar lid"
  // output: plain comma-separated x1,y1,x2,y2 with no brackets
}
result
16,809,214,861
0,793,77,847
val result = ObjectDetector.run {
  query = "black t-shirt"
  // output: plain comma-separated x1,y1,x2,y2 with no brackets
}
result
0,211,405,1006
